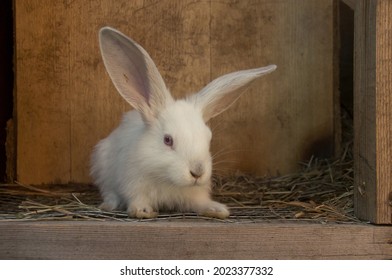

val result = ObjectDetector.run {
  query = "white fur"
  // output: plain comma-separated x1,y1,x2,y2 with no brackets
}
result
91,27,276,219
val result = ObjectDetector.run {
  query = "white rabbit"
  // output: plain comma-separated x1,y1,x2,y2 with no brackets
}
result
91,27,276,219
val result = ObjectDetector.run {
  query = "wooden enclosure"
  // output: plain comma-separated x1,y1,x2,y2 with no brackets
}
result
1,0,391,260
14,0,337,184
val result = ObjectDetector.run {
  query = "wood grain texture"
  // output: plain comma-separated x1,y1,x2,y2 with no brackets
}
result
15,1,72,183
15,0,335,183
0,221,391,259
375,0,392,224
354,0,392,224
209,0,335,176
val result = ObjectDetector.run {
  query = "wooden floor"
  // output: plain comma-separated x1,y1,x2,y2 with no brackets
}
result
0,221,391,259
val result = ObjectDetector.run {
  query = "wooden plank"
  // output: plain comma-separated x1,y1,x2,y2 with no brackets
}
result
354,0,392,224
0,221,391,259
354,0,377,223
210,0,335,176
375,0,392,224
15,0,72,183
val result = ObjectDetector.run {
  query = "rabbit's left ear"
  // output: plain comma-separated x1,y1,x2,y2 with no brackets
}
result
190,65,276,122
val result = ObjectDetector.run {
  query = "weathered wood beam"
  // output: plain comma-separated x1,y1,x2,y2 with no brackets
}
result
354,0,392,224
1,221,391,259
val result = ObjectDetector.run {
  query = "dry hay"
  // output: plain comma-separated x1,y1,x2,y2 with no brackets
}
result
213,147,357,223
0,142,360,224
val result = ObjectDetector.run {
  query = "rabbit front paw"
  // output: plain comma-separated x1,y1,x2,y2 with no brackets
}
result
128,205,158,219
99,201,117,212
198,201,230,219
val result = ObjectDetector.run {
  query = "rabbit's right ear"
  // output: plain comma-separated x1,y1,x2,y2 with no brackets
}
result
99,27,173,123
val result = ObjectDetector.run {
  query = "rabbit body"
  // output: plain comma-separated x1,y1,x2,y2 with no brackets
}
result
92,102,228,219
91,27,276,219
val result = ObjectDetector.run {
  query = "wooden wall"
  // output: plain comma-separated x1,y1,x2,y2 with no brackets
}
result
14,0,336,184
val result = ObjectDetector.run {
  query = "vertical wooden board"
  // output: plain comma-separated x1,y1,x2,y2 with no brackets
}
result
15,0,71,183
68,0,211,182
354,0,392,224
376,0,392,224
354,0,375,222
210,0,334,176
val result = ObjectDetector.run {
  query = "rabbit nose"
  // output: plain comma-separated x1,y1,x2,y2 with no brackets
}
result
190,170,202,179
190,164,204,179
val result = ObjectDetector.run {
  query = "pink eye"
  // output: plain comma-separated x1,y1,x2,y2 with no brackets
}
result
163,134,173,147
